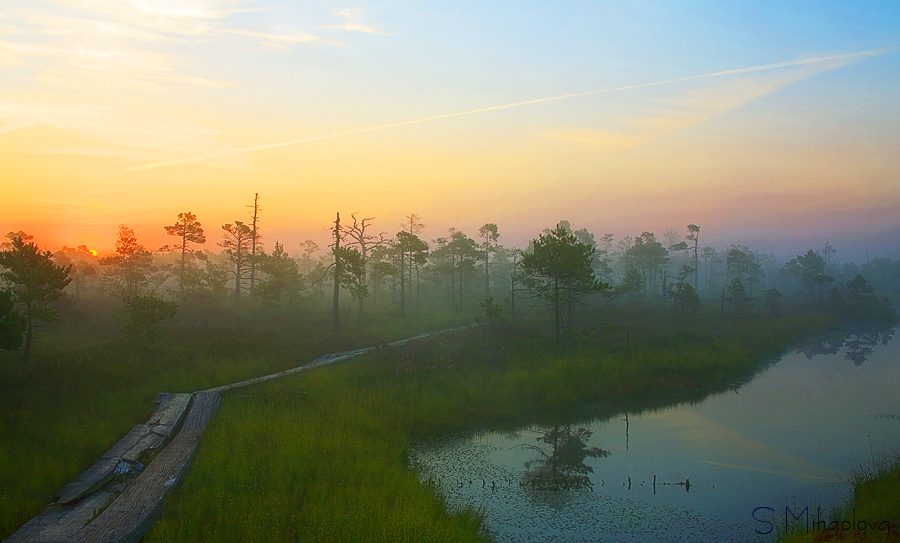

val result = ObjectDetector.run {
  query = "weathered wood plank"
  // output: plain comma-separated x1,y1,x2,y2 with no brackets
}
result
7,326,474,543
120,432,165,463
146,393,190,428
70,392,220,543
121,393,190,463
203,347,377,393
203,326,474,393
4,491,113,543
54,425,148,506
54,393,191,507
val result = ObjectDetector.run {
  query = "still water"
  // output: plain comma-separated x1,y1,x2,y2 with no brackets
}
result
409,328,899,543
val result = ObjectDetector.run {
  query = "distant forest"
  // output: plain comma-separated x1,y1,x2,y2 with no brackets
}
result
2,197,898,359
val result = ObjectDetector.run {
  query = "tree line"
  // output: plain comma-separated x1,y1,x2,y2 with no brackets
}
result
2,195,898,359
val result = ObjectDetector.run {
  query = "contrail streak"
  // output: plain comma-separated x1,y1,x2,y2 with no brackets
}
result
126,48,896,171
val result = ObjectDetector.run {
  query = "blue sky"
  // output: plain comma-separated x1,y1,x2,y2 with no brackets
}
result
1,1,898,260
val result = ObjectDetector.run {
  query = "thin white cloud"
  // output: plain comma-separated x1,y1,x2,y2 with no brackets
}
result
162,75,228,88
10,9,174,41
538,60,841,153
0,38,229,89
125,48,896,171
0,99,231,162
321,7,391,36
42,0,339,48
219,27,345,47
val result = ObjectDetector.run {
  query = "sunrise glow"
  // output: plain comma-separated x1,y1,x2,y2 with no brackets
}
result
1,1,898,260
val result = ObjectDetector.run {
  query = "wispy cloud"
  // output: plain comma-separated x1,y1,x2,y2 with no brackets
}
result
538,61,838,153
2,0,344,83
126,48,896,170
0,99,231,162
12,9,174,41
220,28,345,48
0,38,228,89
320,7,391,36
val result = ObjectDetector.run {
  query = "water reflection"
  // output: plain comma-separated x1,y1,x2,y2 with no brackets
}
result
518,425,609,491
801,326,895,366
410,326,900,543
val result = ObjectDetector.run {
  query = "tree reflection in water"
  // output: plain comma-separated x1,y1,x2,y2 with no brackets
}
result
801,327,895,366
518,425,609,491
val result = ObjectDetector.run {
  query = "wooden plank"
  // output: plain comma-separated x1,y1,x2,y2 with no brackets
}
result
203,326,473,393
55,393,190,506
146,393,190,429
121,393,190,463
120,432,165,463
7,327,474,542
4,492,113,543
54,425,148,506
70,392,220,543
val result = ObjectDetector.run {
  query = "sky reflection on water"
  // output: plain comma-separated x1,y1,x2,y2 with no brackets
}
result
410,328,900,543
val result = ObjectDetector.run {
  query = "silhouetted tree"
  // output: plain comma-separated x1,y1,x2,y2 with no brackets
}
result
122,294,177,343
257,242,304,305
764,287,783,316
478,223,500,300
297,240,321,274
181,261,228,329
860,257,900,295
822,240,836,273
100,225,153,296
701,246,718,293
331,212,342,329
0,232,71,362
829,274,896,323
247,193,263,297
400,214,428,311
596,232,615,282
0,289,26,352
602,266,643,306
342,213,387,315
163,212,206,297
368,244,396,305
522,225,607,343
686,224,701,290
508,248,523,324
478,296,507,326
335,246,369,314
220,221,253,300
724,277,753,324
53,246,97,300
431,229,480,315
786,249,830,302
668,265,700,316
626,232,669,299
395,230,428,316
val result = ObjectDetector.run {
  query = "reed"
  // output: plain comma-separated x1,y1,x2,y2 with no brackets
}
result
146,312,836,542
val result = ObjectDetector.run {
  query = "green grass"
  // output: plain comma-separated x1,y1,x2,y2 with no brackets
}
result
144,311,837,542
0,298,478,539
775,453,900,543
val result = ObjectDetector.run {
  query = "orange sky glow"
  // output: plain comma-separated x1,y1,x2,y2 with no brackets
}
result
2,2,898,261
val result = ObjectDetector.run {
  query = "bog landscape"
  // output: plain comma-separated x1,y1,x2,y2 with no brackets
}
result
1,2,899,542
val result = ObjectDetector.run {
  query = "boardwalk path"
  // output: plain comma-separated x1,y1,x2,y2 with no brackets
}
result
4,326,471,543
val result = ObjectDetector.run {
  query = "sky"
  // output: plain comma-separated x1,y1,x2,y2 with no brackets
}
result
1,1,899,262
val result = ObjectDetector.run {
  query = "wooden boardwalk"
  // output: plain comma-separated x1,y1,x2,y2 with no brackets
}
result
3,326,471,543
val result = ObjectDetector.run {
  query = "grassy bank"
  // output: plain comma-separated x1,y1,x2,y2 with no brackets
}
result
144,312,836,542
0,302,474,540
776,454,900,543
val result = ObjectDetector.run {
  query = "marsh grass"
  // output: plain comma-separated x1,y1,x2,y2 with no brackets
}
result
0,301,475,539
775,452,900,543
145,312,836,542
